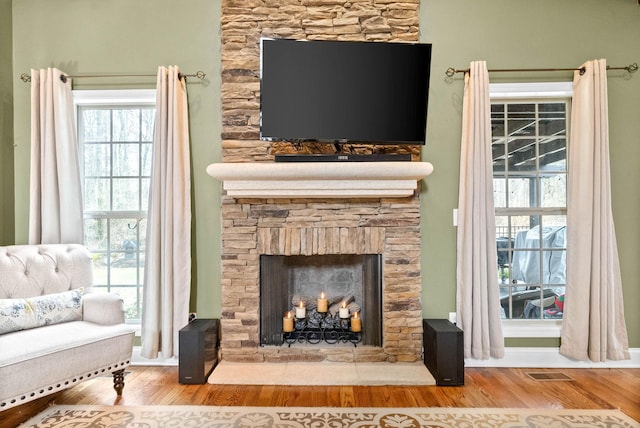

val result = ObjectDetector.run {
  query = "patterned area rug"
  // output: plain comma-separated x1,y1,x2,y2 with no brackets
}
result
21,405,640,427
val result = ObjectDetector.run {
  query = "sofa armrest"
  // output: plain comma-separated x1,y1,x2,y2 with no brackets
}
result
82,291,126,325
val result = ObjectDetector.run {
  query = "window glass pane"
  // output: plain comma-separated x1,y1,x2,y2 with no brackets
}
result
137,218,147,251
141,143,153,176
84,143,110,177
545,250,566,284
540,217,567,287
84,178,110,211
495,217,512,285
495,215,509,237
539,103,566,135
507,178,534,208
141,109,155,141
91,253,109,285
491,103,505,135
84,218,108,251
544,286,565,319
113,143,140,176
82,109,110,142
113,109,141,142
141,178,150,213
110,256,138,285
541,214,566,229
512,249,538,284
539,137,566,172
492,139,506,174
507,104,536,136
111,287,142,320
540,173,566,207
112,178,140,210
493,178,506,208
109,218,141,251
507,138,537,172
513,215,538,248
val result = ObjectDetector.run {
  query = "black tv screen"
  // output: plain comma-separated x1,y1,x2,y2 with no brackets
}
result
260,38,432,145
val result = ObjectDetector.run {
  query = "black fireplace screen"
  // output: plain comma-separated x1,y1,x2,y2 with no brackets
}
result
259,254,382,346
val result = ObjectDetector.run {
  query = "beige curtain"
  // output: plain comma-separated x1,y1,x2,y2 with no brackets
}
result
141,66,192,359
456,61,504,359
28,68,83,244
560,59,630,362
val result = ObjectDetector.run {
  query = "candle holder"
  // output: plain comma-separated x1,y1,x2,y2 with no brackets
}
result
283,308,362,347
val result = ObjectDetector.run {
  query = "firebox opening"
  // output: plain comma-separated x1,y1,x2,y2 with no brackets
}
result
260,254,382,347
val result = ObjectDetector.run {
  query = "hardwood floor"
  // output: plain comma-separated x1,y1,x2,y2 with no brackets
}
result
3,366,639,427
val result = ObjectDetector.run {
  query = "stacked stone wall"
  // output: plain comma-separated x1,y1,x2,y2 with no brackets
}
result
221,0,422,162
219,0,423,363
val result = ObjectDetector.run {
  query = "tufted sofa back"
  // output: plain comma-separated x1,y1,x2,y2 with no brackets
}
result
0,244,93,299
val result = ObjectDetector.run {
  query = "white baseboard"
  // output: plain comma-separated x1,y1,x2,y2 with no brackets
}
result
465,347,640,368
130,346,179,366
131,346,640,369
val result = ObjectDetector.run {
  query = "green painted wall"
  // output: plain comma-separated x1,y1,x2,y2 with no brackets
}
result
8,0,639,349
11,0,222,318
420,0,640,347
1,0,14,245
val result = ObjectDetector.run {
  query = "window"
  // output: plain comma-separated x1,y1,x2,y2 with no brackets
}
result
74,90,156,324
490,83,571,332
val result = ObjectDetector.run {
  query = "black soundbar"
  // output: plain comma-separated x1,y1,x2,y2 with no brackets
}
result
274,153,412,162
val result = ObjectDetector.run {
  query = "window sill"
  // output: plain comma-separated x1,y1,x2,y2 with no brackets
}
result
502,319,562,338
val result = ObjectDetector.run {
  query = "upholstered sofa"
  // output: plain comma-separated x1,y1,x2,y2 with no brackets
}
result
0,244,135,411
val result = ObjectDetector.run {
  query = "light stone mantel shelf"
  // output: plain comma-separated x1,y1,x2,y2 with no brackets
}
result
206,161,434,198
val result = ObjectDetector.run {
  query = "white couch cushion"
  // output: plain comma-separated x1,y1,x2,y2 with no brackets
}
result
0,321,135,406
0,320,133,366
0,288,85,335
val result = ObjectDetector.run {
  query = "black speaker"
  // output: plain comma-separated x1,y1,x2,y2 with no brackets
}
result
423,319,464,386
179,319,219,384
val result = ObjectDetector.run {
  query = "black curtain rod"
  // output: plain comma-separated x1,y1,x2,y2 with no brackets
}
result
20,70,206,83
445,63,638,77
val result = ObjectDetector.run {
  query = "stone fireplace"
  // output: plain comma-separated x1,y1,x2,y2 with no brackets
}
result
215,196,426,363
213,0,427,363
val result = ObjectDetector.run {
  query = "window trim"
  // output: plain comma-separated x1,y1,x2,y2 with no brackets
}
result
489,81,573,99
73,89,156,106
490,81,572,338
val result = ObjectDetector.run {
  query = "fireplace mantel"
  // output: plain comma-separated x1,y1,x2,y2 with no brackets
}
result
206,161,433,198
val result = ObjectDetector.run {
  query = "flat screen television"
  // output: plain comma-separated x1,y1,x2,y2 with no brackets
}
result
260,38,432,145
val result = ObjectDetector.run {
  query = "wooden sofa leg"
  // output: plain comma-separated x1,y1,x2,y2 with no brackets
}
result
113,369,125,396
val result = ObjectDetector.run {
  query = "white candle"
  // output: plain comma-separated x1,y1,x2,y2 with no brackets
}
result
283,311,294,332
339,302,350,319
295,302,306,319
317,292,328,313
351,311,362,332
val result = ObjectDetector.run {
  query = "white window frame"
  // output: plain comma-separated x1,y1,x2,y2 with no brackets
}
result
74,89,156,332
490,81,572,338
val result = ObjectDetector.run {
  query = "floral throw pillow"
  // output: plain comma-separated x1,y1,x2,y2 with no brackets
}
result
0,288,84,335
